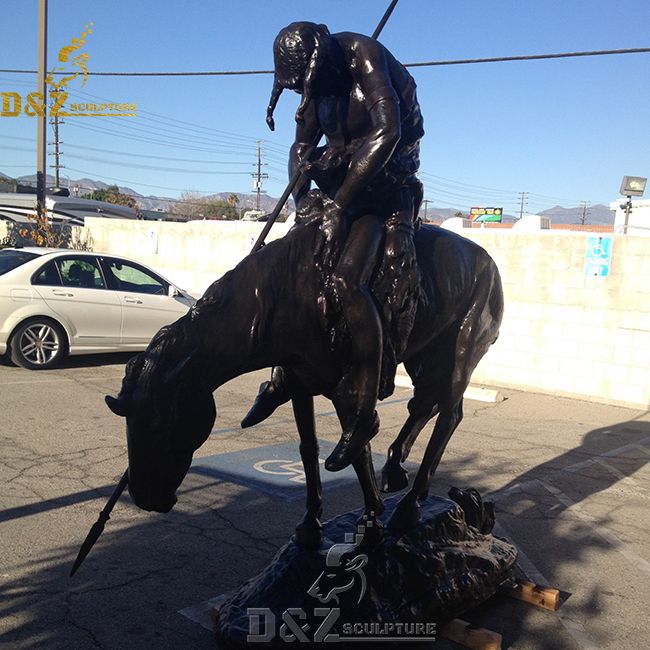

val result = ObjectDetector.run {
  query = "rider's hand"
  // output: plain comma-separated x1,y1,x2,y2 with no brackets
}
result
315,201,344,262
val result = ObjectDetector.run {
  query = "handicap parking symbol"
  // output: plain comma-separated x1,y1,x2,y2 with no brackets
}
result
253,458,325,484
584,236,613,277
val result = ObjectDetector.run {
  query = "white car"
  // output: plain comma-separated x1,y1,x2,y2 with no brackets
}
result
0,247,197,369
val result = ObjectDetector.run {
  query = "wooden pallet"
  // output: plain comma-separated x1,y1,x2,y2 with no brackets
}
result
440,580,562,649
441,618,503,650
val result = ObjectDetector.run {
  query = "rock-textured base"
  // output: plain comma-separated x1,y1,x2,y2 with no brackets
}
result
214,489,517,648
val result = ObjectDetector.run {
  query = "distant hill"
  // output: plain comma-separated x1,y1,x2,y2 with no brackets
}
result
538,204,614,225
5,172,613,224
11,173,293,214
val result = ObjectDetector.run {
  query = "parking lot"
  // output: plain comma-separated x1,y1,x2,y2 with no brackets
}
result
1,354,649,649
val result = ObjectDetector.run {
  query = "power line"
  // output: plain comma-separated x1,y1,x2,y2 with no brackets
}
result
1,48,647,77
38,83,289,152
405,48,650,69
62,166,236,193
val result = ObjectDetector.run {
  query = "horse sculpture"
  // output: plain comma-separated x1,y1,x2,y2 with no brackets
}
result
105,197,503,546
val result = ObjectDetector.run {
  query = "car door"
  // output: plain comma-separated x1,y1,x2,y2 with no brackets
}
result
32,255,122,348
101,257,191,346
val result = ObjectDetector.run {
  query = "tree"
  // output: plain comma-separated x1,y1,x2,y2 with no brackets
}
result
83,185,141,217
204,199,238,221
172,190,207,220
173,191,240,221
19,212,69,248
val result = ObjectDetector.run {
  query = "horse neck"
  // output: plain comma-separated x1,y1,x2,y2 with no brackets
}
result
192,246,315,389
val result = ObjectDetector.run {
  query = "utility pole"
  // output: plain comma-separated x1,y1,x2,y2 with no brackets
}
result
517,191,529,220
579,201,590,225
48,90,64,188
421,198,433,222
251,140,268,211
36,0,48,218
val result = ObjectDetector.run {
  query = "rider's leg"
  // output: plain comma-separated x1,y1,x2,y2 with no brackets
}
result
241,366,292,428
325,213,385,471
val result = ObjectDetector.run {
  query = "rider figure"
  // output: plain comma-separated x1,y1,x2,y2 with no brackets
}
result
243,22,424,471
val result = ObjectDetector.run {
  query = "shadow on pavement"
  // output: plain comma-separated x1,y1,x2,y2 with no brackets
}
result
432,415,650,649
1,417,648,649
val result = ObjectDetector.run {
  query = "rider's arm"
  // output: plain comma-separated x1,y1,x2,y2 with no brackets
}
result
333,40,401,211
290,99,320,211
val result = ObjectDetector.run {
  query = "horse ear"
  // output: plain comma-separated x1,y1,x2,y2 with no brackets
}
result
105,394,130,417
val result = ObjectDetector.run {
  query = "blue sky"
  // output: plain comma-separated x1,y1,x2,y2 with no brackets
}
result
1,0,648,215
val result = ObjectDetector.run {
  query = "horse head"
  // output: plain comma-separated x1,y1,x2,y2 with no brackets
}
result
105,321,215,513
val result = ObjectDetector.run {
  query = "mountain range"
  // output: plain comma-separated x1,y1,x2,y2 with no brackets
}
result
5,172,614,224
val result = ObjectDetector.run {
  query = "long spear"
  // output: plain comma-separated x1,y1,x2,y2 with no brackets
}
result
69,469,129,576
69,0,401,578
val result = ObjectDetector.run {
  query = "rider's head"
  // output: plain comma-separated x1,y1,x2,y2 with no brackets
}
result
266,22,330,130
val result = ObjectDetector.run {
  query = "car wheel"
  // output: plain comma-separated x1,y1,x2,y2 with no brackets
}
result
10,319,67,370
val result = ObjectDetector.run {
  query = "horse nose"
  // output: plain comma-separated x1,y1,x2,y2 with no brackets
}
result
127,470,177,512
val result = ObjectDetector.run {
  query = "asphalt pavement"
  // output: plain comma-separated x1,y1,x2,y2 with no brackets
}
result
0,353,649,649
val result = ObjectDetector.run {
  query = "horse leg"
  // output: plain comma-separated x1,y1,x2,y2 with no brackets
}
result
388,264,503,530
291,390,324,548
381,340,450,493
388,397,464,530
352,443,385,545
381,387,440,493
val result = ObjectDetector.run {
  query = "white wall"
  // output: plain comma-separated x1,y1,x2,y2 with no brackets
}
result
82,217,650,408
610,198,650,236
83,217,293,295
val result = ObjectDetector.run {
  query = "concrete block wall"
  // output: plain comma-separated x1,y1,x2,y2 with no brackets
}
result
83,217,292,295
81,218,650,409
463,230,650,409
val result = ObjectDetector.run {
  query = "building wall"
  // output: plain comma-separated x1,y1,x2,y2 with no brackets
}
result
82,217,650,409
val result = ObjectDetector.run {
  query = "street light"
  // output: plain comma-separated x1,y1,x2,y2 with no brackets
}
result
619,175,647,234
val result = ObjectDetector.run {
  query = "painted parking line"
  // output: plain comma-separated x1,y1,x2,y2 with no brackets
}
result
539,479,650,575
190,441,400,501
493,520,600,650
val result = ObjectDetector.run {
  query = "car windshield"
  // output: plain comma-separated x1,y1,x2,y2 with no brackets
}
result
0,250,40,276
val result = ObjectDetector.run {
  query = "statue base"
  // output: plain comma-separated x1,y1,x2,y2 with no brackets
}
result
213,489,517,648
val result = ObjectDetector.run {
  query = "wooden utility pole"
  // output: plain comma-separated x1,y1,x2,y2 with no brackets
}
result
518,191,529,220
579,201,590,225
36,0,48,218
421,198,433,222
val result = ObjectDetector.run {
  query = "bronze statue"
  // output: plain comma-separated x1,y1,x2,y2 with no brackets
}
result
95,17,516,640
245,22,425,473
106,193,503,542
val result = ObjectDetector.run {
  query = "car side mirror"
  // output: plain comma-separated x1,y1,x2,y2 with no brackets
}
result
168,285,180,298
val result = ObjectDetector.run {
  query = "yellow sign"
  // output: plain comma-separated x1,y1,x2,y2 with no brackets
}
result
1,23,136,118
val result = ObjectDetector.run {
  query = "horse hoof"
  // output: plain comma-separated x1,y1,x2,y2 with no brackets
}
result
294,522,324,549
380,463,409,493
387,501,421,531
